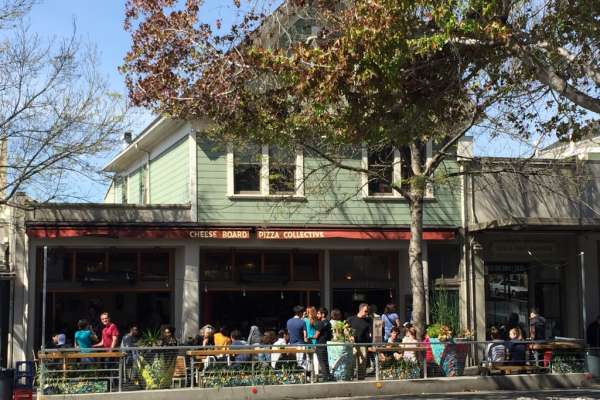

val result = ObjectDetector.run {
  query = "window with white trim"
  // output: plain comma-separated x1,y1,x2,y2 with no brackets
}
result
362,142,434,199
233,144,262,194
227,144,304,197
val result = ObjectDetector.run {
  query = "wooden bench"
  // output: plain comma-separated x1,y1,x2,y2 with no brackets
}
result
483,364,548,375
186,347,316,387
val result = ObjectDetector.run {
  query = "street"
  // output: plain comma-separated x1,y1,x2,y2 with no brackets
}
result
325,389,600,400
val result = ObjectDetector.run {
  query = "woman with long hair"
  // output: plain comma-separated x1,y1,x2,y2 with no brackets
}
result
304,306,318,344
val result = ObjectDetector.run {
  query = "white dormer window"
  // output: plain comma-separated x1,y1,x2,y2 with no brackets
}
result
227,144,304,198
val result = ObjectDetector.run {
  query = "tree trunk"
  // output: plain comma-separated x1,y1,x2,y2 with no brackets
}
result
408,195,426,340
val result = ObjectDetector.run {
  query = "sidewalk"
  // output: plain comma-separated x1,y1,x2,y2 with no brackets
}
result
41,373,592,400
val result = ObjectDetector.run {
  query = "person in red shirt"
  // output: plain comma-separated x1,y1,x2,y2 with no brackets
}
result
93,312,119,349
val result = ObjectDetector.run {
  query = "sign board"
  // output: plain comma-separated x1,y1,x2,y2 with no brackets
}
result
27,226,455,241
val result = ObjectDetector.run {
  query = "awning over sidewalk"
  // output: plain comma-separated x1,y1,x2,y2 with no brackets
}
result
26,225,456,241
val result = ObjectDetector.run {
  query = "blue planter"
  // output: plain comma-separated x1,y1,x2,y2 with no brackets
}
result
327,341,354,381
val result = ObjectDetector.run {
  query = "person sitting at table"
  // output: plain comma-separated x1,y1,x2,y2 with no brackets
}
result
257,330,277,366
486,326,506,365
159,326,178,347
401,326,418,362
214,326,232,348
230,329,251,366
506,327,526,366
192,324,215,347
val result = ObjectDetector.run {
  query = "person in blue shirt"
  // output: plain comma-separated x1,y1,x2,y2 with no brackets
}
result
304,306,318,345
287,305,307,368
382,303,401,342
74,319,97,352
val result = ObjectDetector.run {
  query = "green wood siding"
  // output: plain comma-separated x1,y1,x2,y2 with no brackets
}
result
150,138,189,204
196,138,461,226
128,168,142,204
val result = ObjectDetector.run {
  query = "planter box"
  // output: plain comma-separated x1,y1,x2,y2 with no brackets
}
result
428,338,468,377
327,341,354,381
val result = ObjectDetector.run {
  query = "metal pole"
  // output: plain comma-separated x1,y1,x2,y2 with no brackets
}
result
580,251,587,343
41,246,48,350
39,246,48,399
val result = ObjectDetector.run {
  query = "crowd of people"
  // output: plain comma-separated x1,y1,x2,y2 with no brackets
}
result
485,308,547,365
47,302,420,381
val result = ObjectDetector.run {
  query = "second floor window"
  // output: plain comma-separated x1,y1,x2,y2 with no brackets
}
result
368,146,396,196
234,145,262,194
269,146,296,194
228,144,304,197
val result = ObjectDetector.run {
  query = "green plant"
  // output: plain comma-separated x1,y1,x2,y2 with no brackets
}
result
426,323,442,339
430,288,460,335
138,329,162,347
331,320,354,342
134,351,177,390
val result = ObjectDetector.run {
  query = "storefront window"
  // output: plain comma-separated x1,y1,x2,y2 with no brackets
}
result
140,252,170,281
331,253,395,283
429,245,460,284
76,252,105,281
109,251,137,275
263,253,290,275
485,264,529,335
293,253,319,281
46,249,73,282
201,252,233,281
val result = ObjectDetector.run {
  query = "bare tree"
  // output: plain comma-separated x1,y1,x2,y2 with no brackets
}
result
0,1,129,204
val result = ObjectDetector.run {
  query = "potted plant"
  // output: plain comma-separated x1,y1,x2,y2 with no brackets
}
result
327,320,355,381
133,329,178,390
426,324,467,377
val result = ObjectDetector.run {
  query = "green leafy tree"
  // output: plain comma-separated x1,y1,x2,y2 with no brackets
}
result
122,0,599,338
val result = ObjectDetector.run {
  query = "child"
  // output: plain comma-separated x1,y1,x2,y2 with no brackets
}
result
507,327,526,365
486,326,506,364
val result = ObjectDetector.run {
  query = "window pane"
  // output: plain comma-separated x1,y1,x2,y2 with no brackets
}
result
201,252,233,281
368,146,394,195
47,249,73,282
109,251,138,274
269,147,296,193
293,253,319,281
234,146,261,193
140,252,170,281
264,253,290,276
76,252,105,280
331,253,395,283
236,253,260,275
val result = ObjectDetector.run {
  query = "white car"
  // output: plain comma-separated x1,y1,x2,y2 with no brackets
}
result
490,279,528,297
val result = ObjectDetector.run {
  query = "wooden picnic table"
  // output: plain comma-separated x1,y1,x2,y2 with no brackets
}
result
187,347,316,388
530,341,584,351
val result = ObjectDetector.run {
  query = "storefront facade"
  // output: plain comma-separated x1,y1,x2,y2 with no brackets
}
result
465,158,600,342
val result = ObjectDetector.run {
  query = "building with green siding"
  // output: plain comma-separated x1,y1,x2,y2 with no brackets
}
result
4,116,467,362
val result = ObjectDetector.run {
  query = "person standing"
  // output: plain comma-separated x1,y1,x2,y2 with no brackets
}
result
93,312,119,349
304,306,318,345
347,303,372,380
528,308,547,340
287,305,307,368
382,303,401,342
587,316,600,348
121,325,140,348
74,319,97,352
313,307,333,381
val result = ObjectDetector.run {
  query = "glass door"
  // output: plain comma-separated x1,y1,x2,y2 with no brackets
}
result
486,264,529,338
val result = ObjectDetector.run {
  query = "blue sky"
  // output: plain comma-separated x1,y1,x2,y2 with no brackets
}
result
26,0,244,201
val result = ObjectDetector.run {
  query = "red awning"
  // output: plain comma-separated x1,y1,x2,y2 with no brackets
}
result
26,226,455,241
